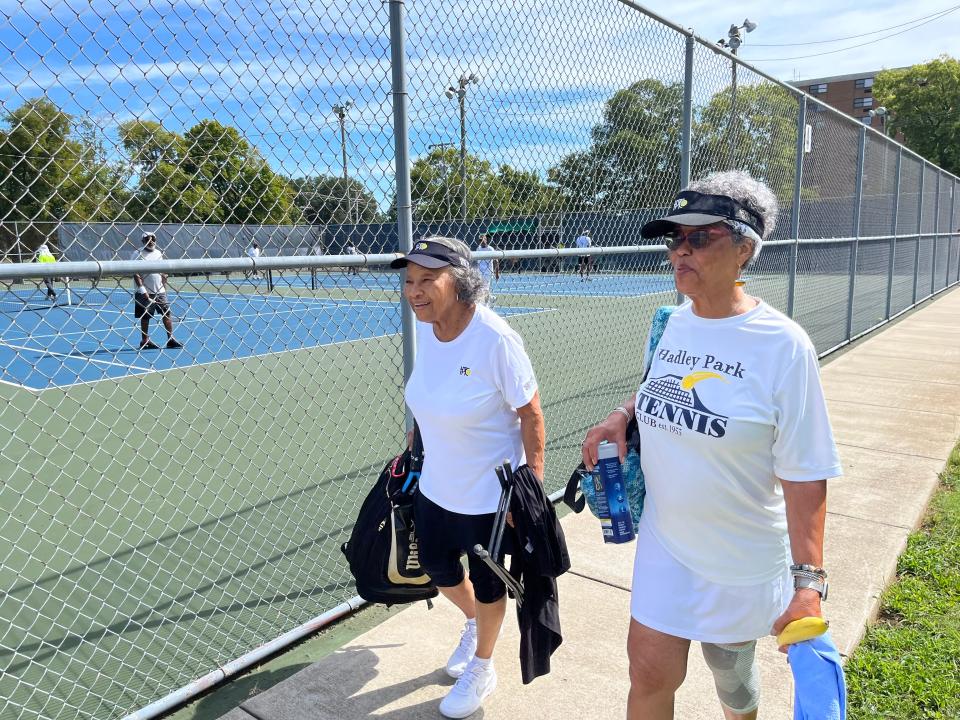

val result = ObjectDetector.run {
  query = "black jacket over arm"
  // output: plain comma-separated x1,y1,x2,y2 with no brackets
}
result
507,465,571,684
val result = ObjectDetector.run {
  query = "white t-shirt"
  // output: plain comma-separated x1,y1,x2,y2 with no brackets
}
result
476,245,496,280
247,245,261,259
346,244,358,255
405,304,538,514
131,247,165,294
635,300,842,586
575,234,591,250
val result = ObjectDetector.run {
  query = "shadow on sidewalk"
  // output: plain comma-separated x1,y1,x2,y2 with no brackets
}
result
239,645,469,719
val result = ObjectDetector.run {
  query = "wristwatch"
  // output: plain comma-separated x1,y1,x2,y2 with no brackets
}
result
790,564,828,601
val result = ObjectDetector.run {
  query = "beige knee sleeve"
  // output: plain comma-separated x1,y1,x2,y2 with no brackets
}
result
700,640,760,714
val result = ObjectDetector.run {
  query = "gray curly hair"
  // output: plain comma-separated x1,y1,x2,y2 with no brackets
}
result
421,235,491,306
687,170,778,268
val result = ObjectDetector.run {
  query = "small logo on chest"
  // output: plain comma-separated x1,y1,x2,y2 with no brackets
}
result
459,366,471,376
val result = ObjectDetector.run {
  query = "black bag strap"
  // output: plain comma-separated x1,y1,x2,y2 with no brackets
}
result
410,421,424,472
400,421,424,495
563,464,587,514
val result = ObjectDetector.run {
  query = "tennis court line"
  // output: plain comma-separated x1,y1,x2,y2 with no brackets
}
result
0,339,155,372
12,329,404,392
3,305,556,392
1,303,389,344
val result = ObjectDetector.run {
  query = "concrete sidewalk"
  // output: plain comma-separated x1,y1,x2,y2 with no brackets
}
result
218,288,960,720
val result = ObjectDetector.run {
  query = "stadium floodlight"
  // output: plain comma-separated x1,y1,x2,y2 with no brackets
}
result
445,71,481,222
868,106,890,136
743,18,758,33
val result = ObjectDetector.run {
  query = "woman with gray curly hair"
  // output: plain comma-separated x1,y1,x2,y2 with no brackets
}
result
581,171,841,720
390,236,545,718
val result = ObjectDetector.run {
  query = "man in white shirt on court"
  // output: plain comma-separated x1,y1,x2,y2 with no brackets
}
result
245,241,261,278
575,229,592,281
132,232,182,350
346,241,360,276
475,234,499,301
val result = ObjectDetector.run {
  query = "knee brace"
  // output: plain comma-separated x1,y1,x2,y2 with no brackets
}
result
700,640,760,714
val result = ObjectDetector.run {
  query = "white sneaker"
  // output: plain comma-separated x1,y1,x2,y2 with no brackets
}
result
445,619,477,678
439,657,497,718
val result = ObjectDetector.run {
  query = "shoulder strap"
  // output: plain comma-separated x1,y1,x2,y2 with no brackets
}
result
642,305,676,380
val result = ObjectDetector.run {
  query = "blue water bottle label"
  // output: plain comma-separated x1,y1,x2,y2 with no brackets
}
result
596,442,636,543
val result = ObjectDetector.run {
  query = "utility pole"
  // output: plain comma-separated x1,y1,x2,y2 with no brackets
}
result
332,100,353,223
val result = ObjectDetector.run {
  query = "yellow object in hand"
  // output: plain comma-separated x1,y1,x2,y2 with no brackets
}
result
777,616,829,646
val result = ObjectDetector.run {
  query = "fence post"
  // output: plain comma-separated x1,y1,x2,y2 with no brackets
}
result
931,172,940,295
787,97,806,319
846,124,866,341
952,179,958,285
885,146,901,319
913,162,924,304
675,32,695,306
679,33,694,189
389,0,416,430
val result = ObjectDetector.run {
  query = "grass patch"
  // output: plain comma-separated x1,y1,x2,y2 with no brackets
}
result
846,442,960,720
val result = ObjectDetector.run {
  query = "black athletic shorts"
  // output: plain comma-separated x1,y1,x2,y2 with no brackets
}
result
134,292,171,319
413,491,514,604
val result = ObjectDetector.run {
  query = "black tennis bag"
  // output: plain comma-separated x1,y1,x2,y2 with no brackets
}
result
341,430,437,606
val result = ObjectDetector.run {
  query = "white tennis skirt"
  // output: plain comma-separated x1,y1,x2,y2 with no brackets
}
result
630,517,792,644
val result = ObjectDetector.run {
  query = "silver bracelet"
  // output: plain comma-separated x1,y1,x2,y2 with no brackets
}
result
608,406,632,422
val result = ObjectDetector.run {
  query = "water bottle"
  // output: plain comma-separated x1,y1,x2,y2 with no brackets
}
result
594,442,636,543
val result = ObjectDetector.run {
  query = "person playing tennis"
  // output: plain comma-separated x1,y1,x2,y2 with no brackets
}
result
132,232,183,350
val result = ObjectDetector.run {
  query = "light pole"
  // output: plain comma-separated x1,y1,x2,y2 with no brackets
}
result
332,100,353,223
869,106,889,137
445,72,480,222
429,142,455,221
717,19,757,170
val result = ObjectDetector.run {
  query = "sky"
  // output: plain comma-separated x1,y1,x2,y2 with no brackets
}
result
639,0,960,82
0,0,957,209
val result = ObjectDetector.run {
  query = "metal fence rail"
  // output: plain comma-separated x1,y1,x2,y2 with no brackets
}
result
1,0,959,719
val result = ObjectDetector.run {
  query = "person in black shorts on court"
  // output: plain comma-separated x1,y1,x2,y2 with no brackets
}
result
132,232,183,350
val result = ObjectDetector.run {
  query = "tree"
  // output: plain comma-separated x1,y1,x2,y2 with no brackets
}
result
874,55,960,174
0,97,122,252
408,145,557,221
119,120,218,223
119,119,185,174
693,83,799,202
182,120,295,224
550,79,684,212
290,175,380,225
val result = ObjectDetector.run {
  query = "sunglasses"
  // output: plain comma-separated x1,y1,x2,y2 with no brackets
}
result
663,226,730,252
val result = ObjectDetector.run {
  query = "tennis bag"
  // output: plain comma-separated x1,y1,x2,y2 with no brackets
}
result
563,305,676,524
341,429,437,606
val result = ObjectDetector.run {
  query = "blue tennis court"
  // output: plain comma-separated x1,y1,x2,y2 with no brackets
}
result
0,289,549,391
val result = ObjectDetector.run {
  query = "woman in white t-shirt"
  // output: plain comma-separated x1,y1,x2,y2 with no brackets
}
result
390,236,545,719
581,171,842,720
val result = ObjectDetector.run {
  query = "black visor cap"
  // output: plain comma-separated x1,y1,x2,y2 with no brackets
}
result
640,190,764,239
390,240,469,269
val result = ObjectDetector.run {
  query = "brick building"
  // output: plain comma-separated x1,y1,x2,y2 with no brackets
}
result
789,69,906,132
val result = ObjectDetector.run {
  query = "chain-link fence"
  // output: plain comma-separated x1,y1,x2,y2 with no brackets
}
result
1,1,958,719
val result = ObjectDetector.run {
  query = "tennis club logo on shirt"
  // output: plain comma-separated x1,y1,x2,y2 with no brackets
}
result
637,372,728,438
459,366,471,376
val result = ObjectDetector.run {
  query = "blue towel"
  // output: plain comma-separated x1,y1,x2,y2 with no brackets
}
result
788,630,846,720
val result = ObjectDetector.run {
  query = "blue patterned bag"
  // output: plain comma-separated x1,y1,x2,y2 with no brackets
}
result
564,306,675,523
